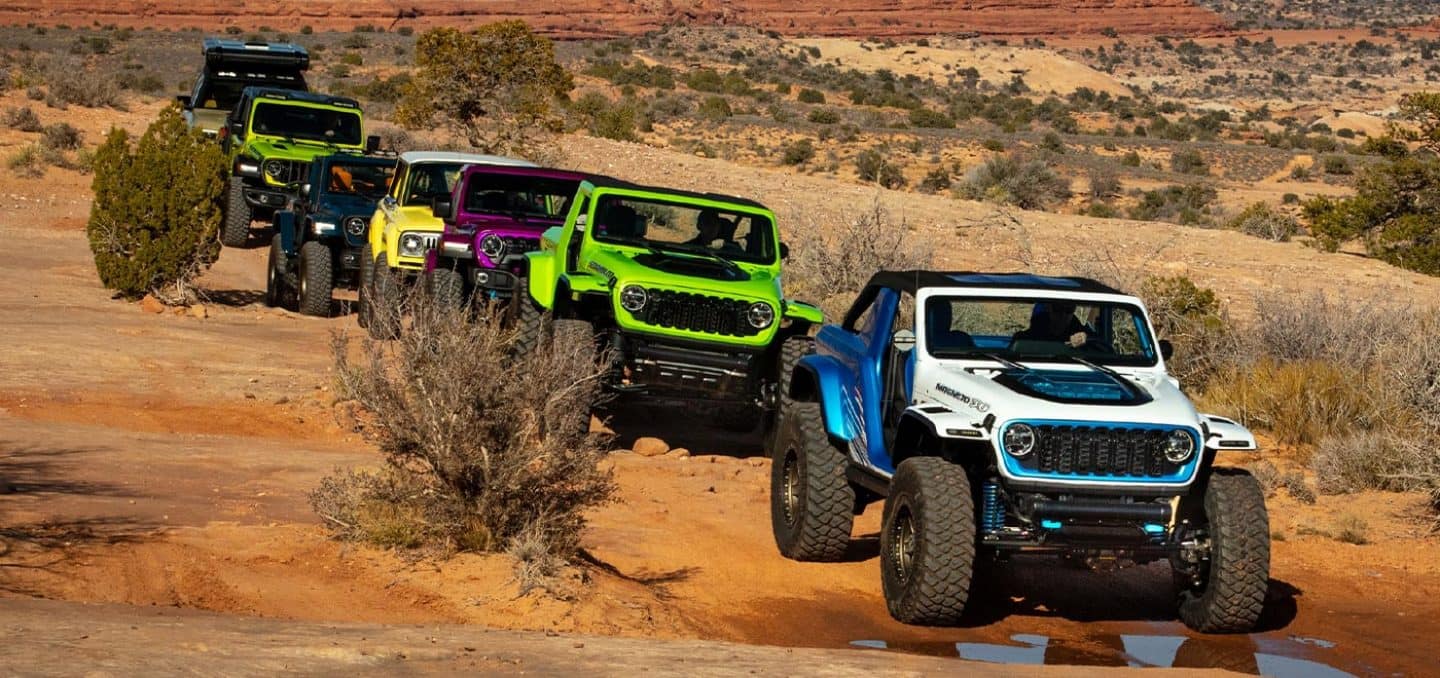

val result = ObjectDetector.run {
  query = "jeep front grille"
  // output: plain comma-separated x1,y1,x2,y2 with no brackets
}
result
1018,424,1188,478
264,159,309,186
633,291,761,337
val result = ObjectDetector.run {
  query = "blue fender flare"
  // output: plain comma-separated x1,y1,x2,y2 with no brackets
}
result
791,354,857,444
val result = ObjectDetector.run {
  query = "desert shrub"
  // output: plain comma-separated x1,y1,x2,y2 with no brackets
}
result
39,122,81,151
958,154,1071,209
1311,432,1434,495
6,144,46,178
318,290,615,590
780,138,815,166
1198,359,1393,446
1039,131,1066,154
908,107,954,129
807,108,839,125
1087,167,1120,199
1127,184,1216,225
1332,514,1369,545
1322,154,1352,175
918,165,952,194
1225,201,1298,241
1281,472,1317,504
1139,275,1234,389
854,149,905,189
85,103,225,301
982,138,1006,152
796,87,825,104
395,23,571,154
42,57,123,109
1170,148,1209,175
697,95,732,122
1120,150,1142,166
3,106,42,132
786,201,932,318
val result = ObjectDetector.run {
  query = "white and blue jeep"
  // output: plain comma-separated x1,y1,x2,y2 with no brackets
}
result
771,271,1269,633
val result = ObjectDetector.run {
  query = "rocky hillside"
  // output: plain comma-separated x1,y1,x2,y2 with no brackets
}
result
0,0,1228,38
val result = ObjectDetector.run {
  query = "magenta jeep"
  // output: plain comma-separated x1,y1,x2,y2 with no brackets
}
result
425,166,589,307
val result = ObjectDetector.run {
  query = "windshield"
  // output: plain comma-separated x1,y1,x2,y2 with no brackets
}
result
251,102,361,146
924,296,1158,367
463,174,579,220
403,162,465,207
325,161,394,200
591,195,776,264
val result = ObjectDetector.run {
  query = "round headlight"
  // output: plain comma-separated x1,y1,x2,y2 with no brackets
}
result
1003,423,1037,458
746,301,775,329
1164,429,1196,463
344,217,367,236
400,233,425,256
263,159,285,179
620,285,647,312
479,234,505,259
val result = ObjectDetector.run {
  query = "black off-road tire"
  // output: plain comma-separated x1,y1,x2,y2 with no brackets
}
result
264,234,287,309
356,244,375,327
770,402,855,561
366,267,401,340
881,457,976,626
511,276,548,356
777,335,814,405
429,267,466,310
221,177,252,248
297,241,333,318
1177,469,1270,633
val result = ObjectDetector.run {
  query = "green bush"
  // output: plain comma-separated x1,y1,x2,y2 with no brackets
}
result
6,144,46,178
1039,131,1066,154
85,103,225,301
1322,154,1352,175
3,106,41,132
908,107,954,129
807,108,839,124
781,138,815,166
982,138,1006,152
1225,201,1299,241
918,165,952,194
697,95,732,122
1127,184,1216,225
1170,148,1209,175
796,87,825,104
855,149,905,189
591,101,641,142
958,154,1071,209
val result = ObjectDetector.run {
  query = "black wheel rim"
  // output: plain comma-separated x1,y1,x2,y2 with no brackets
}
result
782,449,800,526
889,505,916,584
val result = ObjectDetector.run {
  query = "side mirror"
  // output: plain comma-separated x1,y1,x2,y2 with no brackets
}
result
893,328,916,350
779,242,790,260
431,197,453,221
364,134,381,154
1159,339,1174,361
176,94,192,109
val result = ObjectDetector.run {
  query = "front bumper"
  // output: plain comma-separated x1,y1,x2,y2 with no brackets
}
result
244,186,292,210
613,334,762,404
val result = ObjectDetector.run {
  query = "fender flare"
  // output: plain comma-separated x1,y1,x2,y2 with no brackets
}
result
791,354,857,444
523,251,558,309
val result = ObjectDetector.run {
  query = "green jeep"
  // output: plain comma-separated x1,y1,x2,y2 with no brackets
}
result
516,177,823,431
218,86,375,247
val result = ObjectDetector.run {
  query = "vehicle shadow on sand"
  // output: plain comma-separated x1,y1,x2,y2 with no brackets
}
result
599,403,768,458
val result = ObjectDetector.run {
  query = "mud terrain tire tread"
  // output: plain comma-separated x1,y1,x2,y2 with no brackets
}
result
881,457,975,626
265,234,286,308
512,276,548,356
429,267,466,310
297,241,333,318
771,401,855,561
1178,468,1270,633
357,243,374,328
221,177,252,248
777,335,814,405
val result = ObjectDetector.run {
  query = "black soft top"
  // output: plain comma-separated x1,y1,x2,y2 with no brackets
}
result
842,271,1127,330
584,175,767,211
204,39,309,70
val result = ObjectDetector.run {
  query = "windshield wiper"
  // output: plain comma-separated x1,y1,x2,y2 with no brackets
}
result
982,352,1031,371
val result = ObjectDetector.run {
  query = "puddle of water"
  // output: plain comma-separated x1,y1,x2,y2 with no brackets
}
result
850,631,1354,677
956,634,1048,665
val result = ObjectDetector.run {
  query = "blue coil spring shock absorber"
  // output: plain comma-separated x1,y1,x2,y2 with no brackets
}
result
981,480,1004,532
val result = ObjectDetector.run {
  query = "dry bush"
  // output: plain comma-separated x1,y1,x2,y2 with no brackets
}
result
1312,432,1437,495
1332,514,1369,545
1248,459,1282,496
1138,275,1239,390
958,154,1072,209
6,144,45,178
40,57,123,109
1281,471,1316,504
1198,359,1398,447
3,105,41,132
1225,201,1298,242
316,289,616,592
785,199,934,319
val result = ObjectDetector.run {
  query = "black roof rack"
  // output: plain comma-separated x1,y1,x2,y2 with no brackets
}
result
584,175,768,210
204,38,309,71
243,86,360,109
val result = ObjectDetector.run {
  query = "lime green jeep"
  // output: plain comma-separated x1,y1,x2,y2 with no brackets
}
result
515,177,823,431
219,87,375,247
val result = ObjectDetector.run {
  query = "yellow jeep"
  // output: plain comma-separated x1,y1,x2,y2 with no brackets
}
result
359,151,535,332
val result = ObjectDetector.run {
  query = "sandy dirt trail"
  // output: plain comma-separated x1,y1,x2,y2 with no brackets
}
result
1,146,1438,676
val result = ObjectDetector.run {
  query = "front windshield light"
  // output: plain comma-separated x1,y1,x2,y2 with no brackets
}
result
620,285,647,312
479,234,505,259
1164,429,1195,463
1003,423,1037,457
746,302,774,329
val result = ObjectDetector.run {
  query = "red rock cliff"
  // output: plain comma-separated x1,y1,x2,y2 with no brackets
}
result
0,0,1228,38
